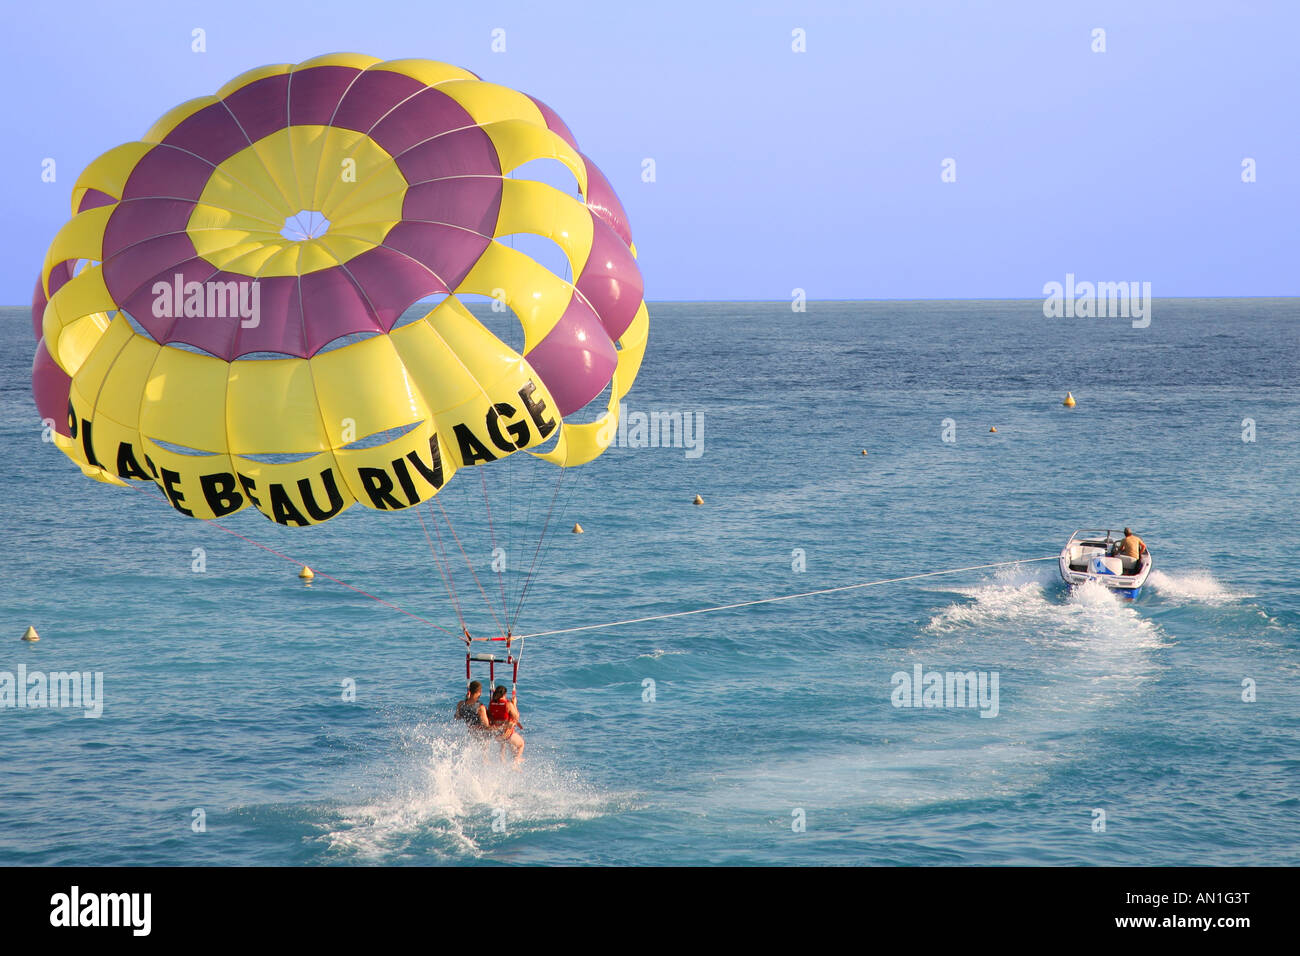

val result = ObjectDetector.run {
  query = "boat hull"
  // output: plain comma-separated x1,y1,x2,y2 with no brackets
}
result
1058,565,1146,599
1058,533,1152,600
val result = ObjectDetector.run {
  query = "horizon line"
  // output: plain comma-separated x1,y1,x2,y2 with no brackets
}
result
5,294,1300,312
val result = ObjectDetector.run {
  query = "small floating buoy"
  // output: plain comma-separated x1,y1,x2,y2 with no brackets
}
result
989,426,997,433
860,449,868,456
299,566,315,582
21,626,39,642
692,494,704,505
1063,391,1076,407
572,523,584,534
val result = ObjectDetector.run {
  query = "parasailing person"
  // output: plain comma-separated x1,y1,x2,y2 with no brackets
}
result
487,685,525,764
455,681,491,738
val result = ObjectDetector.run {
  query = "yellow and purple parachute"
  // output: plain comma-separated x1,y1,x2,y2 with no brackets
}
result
31,54,648,527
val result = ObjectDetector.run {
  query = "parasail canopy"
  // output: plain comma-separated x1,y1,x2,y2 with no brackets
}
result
32,53,649,527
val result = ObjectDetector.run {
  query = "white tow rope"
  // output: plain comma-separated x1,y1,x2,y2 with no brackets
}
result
514,555,1060,639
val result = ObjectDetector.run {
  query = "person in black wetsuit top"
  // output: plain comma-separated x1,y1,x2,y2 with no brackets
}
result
455,681,490,737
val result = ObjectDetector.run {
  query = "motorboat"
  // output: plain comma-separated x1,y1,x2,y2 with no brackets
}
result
1058,528,1152,599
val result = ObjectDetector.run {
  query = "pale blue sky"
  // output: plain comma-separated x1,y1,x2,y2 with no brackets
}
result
3,0,1297,302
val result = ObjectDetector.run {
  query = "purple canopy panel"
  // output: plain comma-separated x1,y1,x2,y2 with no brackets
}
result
160,102,250,167
32,338,73,437
370,86,474,158
581,156,633,249
401,177,502,243
104,233,200,342
383,220,492,293
104,198,199,266
133,257,232,356
331,69,427,134
45,259,77,300
222,73,292,143
397,126,501,183
524,296,618,417
343,245,451,331
77,188,117,214
289,66,363,126
299,266,385,355
526,96,579,152
121,146,213,202
225,274,303,357
576,215,644,341
31,275,48,341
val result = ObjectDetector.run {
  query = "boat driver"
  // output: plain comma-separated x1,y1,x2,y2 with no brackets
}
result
1114,527,1146,561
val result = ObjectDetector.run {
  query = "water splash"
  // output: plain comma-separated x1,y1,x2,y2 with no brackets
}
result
321,724,634,861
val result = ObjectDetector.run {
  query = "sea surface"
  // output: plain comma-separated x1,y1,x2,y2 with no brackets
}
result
1,299,1297,865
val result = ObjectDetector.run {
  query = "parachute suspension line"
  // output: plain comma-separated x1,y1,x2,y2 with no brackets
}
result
509,458,572,636
513,556,1063,640
479,466,509,628
505,442,514,624
507,445,544,620
423,501,468,637
415,501,470,640
119,481,460,637
510,462,589,664
433,496,507,639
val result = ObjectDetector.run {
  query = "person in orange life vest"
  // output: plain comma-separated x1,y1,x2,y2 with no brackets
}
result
487,685,525,764
455,681,490,738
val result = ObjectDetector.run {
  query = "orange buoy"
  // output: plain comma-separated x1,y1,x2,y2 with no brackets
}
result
1063,391,1076,407
572,523,584,534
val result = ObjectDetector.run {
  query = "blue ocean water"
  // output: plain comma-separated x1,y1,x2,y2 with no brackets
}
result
1,299,1297,866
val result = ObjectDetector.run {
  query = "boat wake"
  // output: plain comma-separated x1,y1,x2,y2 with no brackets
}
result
922,567,1165,706
320,723,632,861
925,567,1161,647
1145,569,1249,605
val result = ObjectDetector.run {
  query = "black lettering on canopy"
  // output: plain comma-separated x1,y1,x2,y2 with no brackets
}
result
269,483,309,526
405,435,445,491
392,457,419,506
200,472,243,517
237,473,261,510
298,469,345,522
160,467,194,517
80,419,102,468
454,423,497,466
67,400,77,439
116,442,151,481
486,402,529,452
359,467,404,510
386,435,449,506
518,381,557,439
